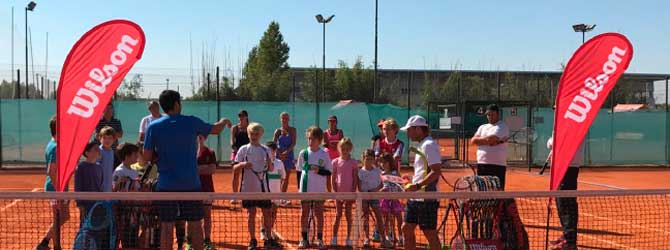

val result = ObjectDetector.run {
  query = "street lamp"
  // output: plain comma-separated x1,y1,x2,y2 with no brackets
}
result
572,23,596,44
315,14,334,127
25,1,36,99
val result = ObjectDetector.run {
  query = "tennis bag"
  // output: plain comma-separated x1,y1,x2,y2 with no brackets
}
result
449,176,529,250
73,201,117,250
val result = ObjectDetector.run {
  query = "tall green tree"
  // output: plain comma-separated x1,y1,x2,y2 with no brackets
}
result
117,74,144,100
238,21,291,101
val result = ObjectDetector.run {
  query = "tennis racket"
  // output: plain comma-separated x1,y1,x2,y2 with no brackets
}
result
538,151,552,175
409,146,455,189
381,174,410,191
506,127,538,145
248,146,271,193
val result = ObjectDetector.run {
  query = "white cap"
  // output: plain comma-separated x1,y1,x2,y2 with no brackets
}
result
400,115,428,131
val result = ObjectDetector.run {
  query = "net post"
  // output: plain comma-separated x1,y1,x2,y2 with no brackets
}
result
354,192,362,248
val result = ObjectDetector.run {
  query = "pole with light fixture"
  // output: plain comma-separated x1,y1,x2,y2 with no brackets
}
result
25,1,36,99
572,23,596,44
315,14,334,127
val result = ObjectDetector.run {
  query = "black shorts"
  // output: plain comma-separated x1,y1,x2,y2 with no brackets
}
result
153,188,204,222
405,200,439,230
242,200,272,209
154,200,204,222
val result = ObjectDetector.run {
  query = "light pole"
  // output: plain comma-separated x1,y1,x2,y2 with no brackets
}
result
373,0,378,103
572,23,596,44
25,1,36,99
573,23,595,165
315,14,334,127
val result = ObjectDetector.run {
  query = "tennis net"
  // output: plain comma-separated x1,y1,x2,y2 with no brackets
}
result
1,189,669,249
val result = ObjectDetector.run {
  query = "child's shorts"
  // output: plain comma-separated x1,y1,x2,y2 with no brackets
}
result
380,199,404,214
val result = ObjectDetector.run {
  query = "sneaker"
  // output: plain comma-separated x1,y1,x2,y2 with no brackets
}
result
272,231,280,240
298,239,309,248
248,239,258,250
386,235,394,243
231,199,239,205
260,229,268,241
264,239,281,249
372,230,381,242
316,239,325,249
550,236,565,245
35,243,50,250
398,237,404,246
363,239,371,247
204,240,217,250
330,237,338,246
382,240,393,249
345,239,353,247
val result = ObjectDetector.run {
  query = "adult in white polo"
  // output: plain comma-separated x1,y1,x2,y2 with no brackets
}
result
400,115,441,250
470,104,509,189
138,100,164,141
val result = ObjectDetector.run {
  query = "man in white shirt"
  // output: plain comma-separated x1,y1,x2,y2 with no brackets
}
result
138,100,164,141
547,109,585,250
400,115,441,250
470,104,510,189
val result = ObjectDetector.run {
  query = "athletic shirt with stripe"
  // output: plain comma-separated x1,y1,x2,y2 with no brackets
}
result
375,137,405,168
324,129,344,159
296,148,332,193
234,144,272,192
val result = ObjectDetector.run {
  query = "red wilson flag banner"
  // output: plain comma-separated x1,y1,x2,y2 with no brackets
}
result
551,33,633,190
56,20,145,191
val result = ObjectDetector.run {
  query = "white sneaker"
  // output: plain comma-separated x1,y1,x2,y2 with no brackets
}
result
363,239,371,247
298,239,309,248
260,229,268,241
330,237,338,246
316,239,325,249
386,235,394,243
345,239,353,247
230,199,239,205
272,231,280,240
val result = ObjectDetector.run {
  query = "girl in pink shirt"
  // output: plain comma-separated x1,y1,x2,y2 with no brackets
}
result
330,137,358,247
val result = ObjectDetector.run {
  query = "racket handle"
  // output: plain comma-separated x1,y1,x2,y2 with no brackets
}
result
539,161,549,175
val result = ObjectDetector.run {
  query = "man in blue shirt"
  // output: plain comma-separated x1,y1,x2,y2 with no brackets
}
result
144,90,231,250
36,116,71,250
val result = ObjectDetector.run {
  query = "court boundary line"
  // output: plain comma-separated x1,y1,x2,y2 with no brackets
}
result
1,187,40,212
523,217,638,250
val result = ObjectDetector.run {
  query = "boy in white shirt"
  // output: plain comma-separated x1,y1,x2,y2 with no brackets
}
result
264,141,286,242
113,143,141,248
233,123,279,250
296,126,333,249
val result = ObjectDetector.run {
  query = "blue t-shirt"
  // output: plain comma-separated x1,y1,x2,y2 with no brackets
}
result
44,139,58,191
144,114,213,191
98,146,115,192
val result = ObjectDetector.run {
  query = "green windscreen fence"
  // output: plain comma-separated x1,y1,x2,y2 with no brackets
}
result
0,100,668,166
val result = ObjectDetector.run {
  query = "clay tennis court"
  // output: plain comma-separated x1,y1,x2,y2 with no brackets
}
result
2,166,670,249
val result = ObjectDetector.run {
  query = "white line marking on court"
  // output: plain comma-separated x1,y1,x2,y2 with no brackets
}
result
518,197,670,236
511,169,629,190
523,217,638,250
0,188,40,212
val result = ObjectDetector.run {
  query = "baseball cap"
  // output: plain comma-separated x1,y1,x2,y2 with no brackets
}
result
400,115,428,131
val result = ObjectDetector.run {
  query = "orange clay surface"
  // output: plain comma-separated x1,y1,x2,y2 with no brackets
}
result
1,166,670,249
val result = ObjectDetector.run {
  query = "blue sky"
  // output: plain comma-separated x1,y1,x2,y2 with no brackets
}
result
1,0,668,97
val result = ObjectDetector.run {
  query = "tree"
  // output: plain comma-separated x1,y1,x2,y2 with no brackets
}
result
117,74,144,100
238,21,291,101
